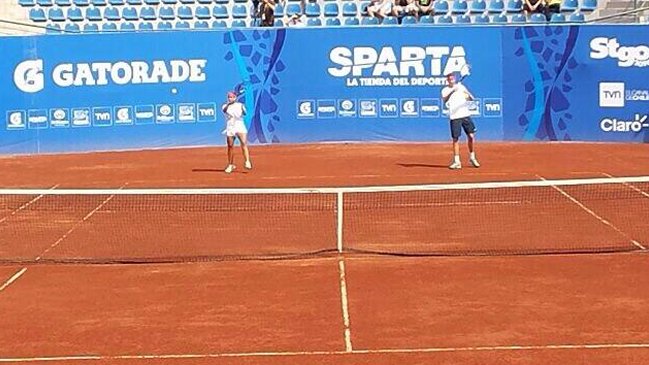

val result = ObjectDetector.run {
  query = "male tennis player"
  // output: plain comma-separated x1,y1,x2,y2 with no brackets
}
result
441,72,480,170
221,91,252,173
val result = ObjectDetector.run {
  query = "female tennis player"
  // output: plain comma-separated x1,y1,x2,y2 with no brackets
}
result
221,91,252,173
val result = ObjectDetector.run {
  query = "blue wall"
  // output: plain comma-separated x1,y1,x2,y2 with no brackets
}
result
1,25,647,155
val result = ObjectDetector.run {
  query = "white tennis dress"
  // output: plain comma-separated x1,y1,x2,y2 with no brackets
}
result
221,102,247,137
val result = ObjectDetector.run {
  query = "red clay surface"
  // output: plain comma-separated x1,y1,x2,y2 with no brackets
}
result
1,142,649,365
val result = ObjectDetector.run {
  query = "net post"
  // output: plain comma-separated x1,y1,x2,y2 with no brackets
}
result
337,191,344,253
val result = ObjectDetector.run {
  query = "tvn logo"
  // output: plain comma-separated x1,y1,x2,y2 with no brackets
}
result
483,98,502,117
599,82,625,108
379,98,398,118
197,103,217,122
93,107,113,126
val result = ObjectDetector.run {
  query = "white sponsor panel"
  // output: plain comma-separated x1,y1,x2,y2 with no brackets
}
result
6,111,26,129
599,82,625,108
297,100,315,118
600,114,649,132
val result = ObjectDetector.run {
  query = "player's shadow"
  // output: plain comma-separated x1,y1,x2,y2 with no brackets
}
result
192,168,223,173
397,163,449,169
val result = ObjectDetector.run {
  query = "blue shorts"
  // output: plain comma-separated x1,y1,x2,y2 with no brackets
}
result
450,117,476,139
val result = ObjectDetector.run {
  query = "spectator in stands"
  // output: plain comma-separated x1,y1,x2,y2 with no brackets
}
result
544,0,561,20
523,0,545,18
367,0,394,20
222,91,252,173
392,0,419,20
259,0,276,26
286,12,307,26
441,72,480,170
415,0,434,18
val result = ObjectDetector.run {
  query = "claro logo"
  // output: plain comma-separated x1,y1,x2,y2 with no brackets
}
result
590,37,649,67
14,60,45,93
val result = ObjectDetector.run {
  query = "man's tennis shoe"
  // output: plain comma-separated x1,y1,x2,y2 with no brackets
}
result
244,160,252,170
470,158,481,168
449,161,462,170
224,164,236,173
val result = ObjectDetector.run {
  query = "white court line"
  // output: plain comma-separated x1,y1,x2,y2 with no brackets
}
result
35,184,126,261
537,175,646,250
0,268,27,293
601,172,649,199
0,184,60,224
3,342,649,362
338,259,353,352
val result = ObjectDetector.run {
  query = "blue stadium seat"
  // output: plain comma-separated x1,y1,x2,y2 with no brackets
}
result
144,0,159,4
325,17,341,25
101,22,117,31
382,16,399,24
231,19,247,27
85,7,102,21
550,12,566,21
231,4,247,18
122,6,138,20
274,18,284,26
343,17,359,25
67,7,84,20
212,5,228,18
361,16,380,25
162,0,177,4
194,6,210,19
64,22,80,31
138,21,153,30
211,19,227,27
109,0,124,5
529,12,546,22
274,3,284,16
194,20,209,28
307,17,322,25
360,0,370,15
286,3,302,15
434,1,449,14
562,0,578,12
56,0,72,6
323,2,338,16
83,22,99,31
580,0,596,12
436,14,453,23
159,6,175,19
139,6,156,20
19,0,36,7
28,8,47,22
213,0,228,3
48,7,66,21
233,0,246,3
492,13,507,21
127,0,142,4
157,21,173,29
104,6,120,20
180,0,195,3
455,13,471,22
419,14,435,23
305,2,321,16
470,0,486,13
197,0,211,3
451,0,468,14
175,20,191,28
73,0,89,5
506,0,522,12
91,0,106,6
37,0,53,6
46,23,62,33
511,13,526,22
474,13,490,22
569,11,585,21
177,5,193,19
488,0,505,12
342,2,357,16
120,22,136,30
401,15,418,24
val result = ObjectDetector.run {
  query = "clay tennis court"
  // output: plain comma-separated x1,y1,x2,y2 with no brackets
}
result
1,142,649,365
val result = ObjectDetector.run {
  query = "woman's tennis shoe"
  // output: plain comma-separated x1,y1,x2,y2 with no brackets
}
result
469,158,481,168
449,161,462,170
244,160,252,170
224,164,236,173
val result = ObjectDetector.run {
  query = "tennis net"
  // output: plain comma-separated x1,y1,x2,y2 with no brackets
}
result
1,176,648,264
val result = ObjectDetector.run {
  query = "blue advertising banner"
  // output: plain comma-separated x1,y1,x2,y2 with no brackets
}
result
502,25,649,143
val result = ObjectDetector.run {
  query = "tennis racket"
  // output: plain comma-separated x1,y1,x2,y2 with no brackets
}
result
459,63,471,81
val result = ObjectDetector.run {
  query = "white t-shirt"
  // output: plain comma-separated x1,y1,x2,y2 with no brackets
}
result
222,102,245,124
441,83,471,120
